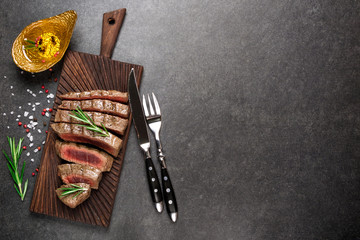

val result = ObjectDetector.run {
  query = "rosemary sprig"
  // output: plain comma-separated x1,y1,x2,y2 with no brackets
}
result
25,39,36,44
24,39,37,50
2,137,28,201
59,184,86,199
69,106,110,137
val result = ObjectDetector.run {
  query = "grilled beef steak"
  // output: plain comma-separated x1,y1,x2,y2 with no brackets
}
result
58,164,102,189
60,90,128,103
55,140,114,172
58,99,129,118
51,123,122,157
56,183,91,208
55,110,128,136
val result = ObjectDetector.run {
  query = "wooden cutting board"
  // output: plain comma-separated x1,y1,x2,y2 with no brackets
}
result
29,8,143,227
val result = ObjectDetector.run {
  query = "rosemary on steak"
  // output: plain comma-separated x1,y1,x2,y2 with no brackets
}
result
2,137,28,201
58,184,86,199
69,106,110,137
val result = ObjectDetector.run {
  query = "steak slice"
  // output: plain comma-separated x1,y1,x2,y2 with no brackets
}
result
55,109,128,136
55,140,114,172
58,99,129,118
56,183,91,208
51,123,122,157
60,90,128,103
58,164,102,189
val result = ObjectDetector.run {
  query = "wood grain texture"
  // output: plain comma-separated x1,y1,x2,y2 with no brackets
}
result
100,9,126,58
29,50,143,227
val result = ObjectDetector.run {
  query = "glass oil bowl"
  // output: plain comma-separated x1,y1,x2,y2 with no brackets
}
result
12,10,77,73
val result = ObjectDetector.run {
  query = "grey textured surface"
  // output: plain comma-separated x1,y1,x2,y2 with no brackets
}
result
1,0,360,239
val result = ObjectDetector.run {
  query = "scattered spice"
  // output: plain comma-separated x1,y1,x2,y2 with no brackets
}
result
18,122,22,126
23,124,27,128
45,89,49,93
26,129,30,133
41,112,45,116
23,146,27,150
37,147,41,151
41,85,45,89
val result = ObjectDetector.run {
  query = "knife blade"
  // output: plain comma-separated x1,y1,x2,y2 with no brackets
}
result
128,68,163,213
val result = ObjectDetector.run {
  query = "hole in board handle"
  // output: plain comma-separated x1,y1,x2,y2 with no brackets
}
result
108,18,115,25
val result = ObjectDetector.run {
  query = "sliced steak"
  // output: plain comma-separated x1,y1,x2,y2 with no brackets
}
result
58,164,102,189
56,183,91,208
60,90,128,103
51,123,122,157
55,109,128,136
58,99,129,118
55,140,114,172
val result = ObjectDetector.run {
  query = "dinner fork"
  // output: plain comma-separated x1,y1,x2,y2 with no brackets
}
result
143,93,178,223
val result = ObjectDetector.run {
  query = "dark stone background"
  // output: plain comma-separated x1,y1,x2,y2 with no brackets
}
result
1,1,360,239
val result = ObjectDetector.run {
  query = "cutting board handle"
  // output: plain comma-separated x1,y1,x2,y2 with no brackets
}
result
100,8,126,58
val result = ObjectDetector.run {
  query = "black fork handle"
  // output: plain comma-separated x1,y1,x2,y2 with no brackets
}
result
161,167,178,221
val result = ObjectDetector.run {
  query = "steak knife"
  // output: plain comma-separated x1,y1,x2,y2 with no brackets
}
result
128,68,164,213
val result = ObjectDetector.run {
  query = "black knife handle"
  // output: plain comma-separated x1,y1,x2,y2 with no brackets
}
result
145,157,163,204
161,168,178,216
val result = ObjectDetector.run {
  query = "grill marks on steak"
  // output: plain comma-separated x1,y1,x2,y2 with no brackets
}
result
51,123,122,157
56,183,91,208
55,140,114,172
58,164,102,189
60,90,128,103
54,90,130,207
58,99,129,118
55,110,128,136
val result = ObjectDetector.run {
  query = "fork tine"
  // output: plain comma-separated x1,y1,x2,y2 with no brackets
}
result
152,93,161,115
148,94,155,115
142,95,149,117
